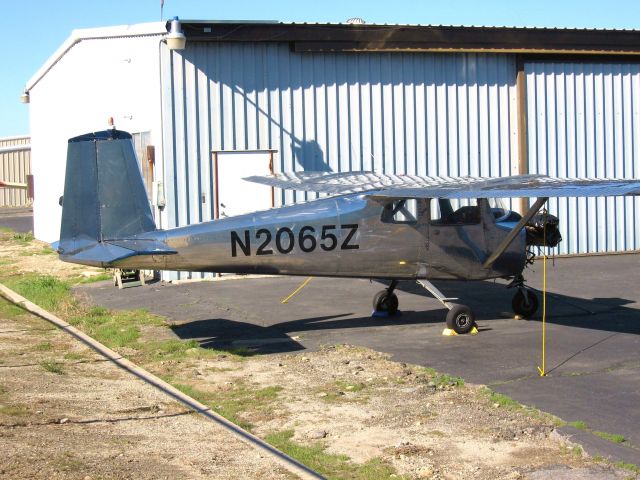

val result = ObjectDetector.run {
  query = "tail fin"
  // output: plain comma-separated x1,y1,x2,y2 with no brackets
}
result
58,129,175,267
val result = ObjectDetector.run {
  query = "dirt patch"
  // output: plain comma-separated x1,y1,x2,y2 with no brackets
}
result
0,231,101,280
0,311,293,480
164,345,628,479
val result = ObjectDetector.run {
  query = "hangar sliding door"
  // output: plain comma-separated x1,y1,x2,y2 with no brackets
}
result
525,62,640,255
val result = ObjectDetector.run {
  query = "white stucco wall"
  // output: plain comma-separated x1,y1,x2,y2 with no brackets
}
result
28,24,165,242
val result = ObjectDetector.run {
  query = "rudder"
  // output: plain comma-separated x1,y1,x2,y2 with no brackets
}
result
58,130,174,266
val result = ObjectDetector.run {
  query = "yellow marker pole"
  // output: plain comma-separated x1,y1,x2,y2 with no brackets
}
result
537,213,547,377
281,277,313,304
537,251,547,377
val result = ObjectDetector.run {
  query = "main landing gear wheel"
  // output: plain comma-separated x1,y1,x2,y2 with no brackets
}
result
373,290,399,315
445,304,476,335
512,290,539,318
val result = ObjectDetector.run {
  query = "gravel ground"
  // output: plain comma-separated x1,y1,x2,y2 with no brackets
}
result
0,310,295,480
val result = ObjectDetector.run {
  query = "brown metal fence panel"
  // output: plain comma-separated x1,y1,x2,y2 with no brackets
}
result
0,136,31,207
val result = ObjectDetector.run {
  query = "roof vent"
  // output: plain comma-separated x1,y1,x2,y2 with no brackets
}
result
346,17,365,25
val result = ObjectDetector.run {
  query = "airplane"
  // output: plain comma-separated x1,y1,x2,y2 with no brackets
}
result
57,129,640,334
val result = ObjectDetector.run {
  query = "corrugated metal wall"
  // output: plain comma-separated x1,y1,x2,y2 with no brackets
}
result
161,43,518,278
163,44,517,214
526,62,640,255
0,136,31,207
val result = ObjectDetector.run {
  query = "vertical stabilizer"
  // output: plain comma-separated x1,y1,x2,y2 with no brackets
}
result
58,130,168,265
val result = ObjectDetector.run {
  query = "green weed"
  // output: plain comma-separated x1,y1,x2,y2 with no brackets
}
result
416,366,464,388
0,404,30,416
69,308,165,349
593,431,626,444
433,373,464,387
567,420,587,430
265,430,405,480
63,352,86,361
33,342,53,351
55,452,84,472
487,390,520,409
41,361,64,375
73,272,113,284
0,297,27,319
318,380,369,403
613,461,640,473
19,246,56,256
11,232,34,244
2,274,71,312
172,382,282,431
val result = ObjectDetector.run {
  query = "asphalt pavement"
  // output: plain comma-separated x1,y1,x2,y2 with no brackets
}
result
0,206,33,233
79,253,640,466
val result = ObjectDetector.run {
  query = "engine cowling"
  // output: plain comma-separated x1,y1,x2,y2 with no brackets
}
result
525,213,562,247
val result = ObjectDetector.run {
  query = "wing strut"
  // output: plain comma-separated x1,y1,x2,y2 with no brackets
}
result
483,197,549,269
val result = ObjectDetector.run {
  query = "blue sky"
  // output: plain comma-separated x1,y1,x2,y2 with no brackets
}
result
0,0,638,137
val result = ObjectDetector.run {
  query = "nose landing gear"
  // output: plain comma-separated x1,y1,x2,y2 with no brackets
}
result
508,274,539,318
372,280,399,315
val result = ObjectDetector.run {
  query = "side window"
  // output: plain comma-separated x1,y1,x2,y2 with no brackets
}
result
381,199,418,224
430,199,481,225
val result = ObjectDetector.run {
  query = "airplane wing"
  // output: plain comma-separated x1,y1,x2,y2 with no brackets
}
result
244,172,640,199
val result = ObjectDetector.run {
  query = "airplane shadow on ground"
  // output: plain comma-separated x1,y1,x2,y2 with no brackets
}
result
170,311,438,355
171,278,640,355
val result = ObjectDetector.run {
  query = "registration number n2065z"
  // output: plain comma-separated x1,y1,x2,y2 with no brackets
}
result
230,224,359,257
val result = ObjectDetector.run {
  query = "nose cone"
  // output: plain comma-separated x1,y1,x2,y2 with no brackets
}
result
525,213,562,247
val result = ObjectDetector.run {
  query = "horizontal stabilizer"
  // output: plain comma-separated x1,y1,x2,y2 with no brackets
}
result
105,238,178,255
58,238,177,268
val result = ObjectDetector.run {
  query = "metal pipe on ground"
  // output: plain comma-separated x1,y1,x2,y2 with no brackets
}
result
0,282,324,480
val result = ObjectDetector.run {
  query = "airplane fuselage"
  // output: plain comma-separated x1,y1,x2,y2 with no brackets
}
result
114,193,526,281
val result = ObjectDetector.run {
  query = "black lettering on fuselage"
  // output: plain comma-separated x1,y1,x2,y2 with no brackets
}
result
230,230,250,257
340,224,360,250
255,228,273,255
275,227,295,254
229,224,360,256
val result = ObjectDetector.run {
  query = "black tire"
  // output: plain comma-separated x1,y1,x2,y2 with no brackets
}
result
512,290,539,318
445,304,476,334
373,290,399,315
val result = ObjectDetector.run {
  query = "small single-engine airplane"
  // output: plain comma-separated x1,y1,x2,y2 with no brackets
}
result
57,130,640,334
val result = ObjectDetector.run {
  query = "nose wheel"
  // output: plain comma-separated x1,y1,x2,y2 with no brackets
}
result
508,274,539,318
373,280,399,315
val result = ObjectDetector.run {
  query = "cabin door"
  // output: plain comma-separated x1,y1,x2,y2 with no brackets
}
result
424,199,488,279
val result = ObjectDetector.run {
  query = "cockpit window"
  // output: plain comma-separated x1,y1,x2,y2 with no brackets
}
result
381,199,418,224
430,199,481,225
488,198,521,222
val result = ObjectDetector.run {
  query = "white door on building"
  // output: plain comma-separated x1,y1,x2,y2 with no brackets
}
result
214,150,275,218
